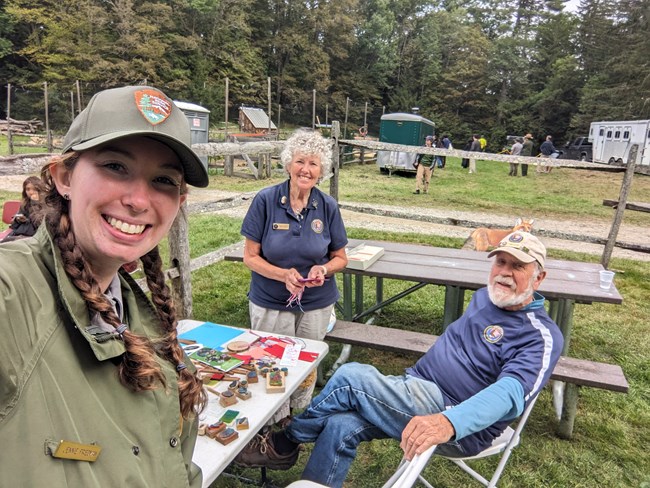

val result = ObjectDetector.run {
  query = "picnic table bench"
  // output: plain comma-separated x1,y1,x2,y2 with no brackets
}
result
325,320,629,439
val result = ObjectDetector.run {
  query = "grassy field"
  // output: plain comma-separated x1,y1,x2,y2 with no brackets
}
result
0,134,50,156
1,156,648,487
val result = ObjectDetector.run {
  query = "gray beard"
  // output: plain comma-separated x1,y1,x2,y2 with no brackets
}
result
487,277,534,309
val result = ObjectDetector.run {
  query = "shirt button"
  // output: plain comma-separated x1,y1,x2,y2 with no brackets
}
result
132,446,140,455
170,437,179,448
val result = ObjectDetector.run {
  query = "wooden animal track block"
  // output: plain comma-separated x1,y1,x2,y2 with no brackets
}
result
235,387,251,400
246,371,259,384
215,427,239,445
266,370,286,393
235,417,249,430
205,421,226,439
219,390,238,407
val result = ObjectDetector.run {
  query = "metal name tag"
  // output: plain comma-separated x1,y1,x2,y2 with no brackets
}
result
52,440,102,462
272,223,290,230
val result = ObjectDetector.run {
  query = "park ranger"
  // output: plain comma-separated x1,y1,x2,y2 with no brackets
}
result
0,86,209,486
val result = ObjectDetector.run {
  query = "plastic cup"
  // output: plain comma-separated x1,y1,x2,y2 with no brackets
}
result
599,270,615,290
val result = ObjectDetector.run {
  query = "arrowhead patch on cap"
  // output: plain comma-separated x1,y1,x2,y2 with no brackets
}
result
134,89,172,125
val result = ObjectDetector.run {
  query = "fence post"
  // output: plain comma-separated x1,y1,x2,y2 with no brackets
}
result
344,97,350,139
601,144,638,268
75,80,82,113
266,77,272,178
312,89,316,129
330,120,340,202
168,204,193,319
44,82,53,152
6,84,13,155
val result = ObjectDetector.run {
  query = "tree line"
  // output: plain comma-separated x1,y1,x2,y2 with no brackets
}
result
1,0,648,150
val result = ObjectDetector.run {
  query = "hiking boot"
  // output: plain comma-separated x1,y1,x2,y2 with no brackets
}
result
233,430,300,470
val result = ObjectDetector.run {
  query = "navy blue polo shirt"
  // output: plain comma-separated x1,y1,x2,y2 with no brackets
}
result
241,180,348,311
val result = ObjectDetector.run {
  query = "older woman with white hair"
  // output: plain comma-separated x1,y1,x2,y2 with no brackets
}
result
239,128,348,426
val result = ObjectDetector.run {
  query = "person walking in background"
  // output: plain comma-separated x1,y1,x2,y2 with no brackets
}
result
461,137,473,169
479,135,487,152
539,135,560,174
413,135,436,194
469,134,481,174
0,85,210,486
509,137,523,176
440,134,452,169
521,133,534,176
1,175,46,242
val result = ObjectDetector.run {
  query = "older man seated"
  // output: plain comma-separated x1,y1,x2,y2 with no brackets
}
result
235,232,564,487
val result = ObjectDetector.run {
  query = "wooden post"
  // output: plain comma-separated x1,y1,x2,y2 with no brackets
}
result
277,104,281,133
363,101,368,130
224,77,229,141
6,84,13,155
330,121,340,202
70,91,75,121
325,103,328,126
44,82,52,152
266,76,272,178
601,144,638,268
343,97,350,139
312,89,316,129
224,78,233,176
75,80,82,113
168,205,193,319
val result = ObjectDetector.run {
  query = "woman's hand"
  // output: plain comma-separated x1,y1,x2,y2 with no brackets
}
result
305,265,327,287
284,267,306,295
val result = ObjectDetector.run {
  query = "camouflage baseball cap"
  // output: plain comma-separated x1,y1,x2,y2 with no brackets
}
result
62,86,208,187
488,231,546,268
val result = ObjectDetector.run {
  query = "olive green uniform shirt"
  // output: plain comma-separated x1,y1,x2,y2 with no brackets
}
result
0,226,202,487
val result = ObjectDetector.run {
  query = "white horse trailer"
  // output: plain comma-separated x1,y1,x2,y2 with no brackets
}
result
589,120,650,166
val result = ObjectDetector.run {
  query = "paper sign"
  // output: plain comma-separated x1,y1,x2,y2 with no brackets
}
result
280,344,301,366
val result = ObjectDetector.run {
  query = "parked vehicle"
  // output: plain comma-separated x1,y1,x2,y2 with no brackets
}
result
589,120,650,166
376,111,435,172
559,136,592,161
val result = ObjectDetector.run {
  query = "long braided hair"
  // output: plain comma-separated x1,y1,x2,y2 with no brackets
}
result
41,153,207,419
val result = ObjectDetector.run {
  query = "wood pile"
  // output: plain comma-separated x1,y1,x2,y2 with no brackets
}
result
0,118,44,134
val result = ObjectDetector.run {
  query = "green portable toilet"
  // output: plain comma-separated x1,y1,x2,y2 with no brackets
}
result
377,111,435,172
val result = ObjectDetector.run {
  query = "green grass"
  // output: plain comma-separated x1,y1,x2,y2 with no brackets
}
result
1,155,649,487
0,134,50,155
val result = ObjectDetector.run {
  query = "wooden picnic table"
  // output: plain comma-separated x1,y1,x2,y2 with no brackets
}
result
223,238,623,355
339,239,623,355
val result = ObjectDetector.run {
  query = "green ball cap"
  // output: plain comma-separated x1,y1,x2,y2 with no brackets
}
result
62,86,209,187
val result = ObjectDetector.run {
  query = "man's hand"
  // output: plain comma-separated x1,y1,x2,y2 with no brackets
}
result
400,414,455,460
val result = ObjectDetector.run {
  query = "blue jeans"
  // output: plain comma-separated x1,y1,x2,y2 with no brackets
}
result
286,363,464,487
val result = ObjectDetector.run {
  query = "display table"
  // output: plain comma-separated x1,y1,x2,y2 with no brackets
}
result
178,320,329,488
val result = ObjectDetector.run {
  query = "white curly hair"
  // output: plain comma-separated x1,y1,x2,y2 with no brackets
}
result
280,128,333,183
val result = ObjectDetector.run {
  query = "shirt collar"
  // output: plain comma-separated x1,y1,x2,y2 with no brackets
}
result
520,291,546,311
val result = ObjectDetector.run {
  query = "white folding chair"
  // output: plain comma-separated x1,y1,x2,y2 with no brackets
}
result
382,445,437,488
288,395,538,488
285,446,438,488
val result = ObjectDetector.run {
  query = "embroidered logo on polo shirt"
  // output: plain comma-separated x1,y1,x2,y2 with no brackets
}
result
483,325,504,343
311,219,323,234
134,89,172,125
